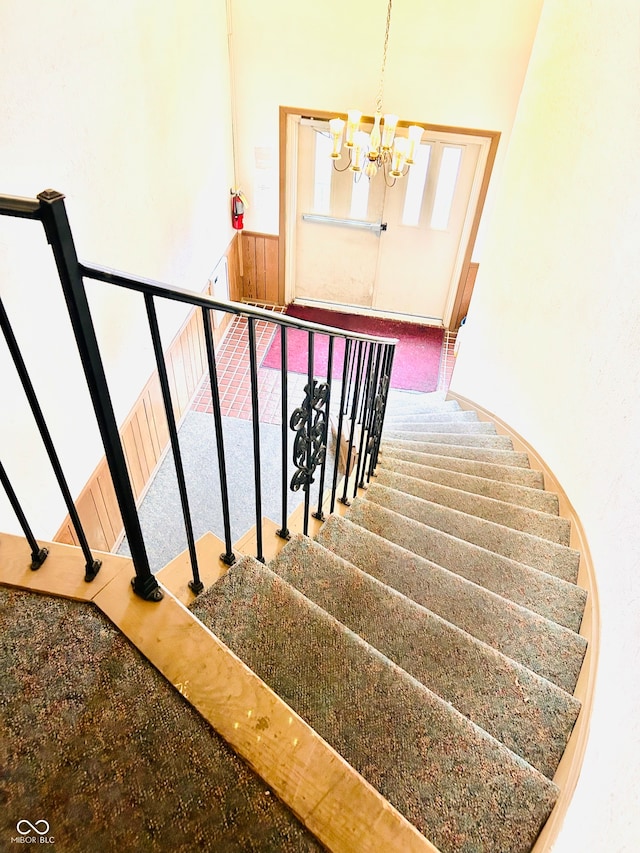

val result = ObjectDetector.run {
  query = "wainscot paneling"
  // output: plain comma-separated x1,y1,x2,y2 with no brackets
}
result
239,231,280,305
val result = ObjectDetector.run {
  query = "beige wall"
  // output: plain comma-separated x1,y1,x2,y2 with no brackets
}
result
451,0,640,848
228,0,543,235
0,0,234,537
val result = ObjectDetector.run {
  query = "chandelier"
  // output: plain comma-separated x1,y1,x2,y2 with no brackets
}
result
328,0,423,184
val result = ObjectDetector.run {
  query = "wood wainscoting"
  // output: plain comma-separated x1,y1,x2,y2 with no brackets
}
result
55,235,242,552
238,231,280,305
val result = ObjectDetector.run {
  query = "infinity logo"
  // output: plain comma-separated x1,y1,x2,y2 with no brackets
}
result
16,820,50,836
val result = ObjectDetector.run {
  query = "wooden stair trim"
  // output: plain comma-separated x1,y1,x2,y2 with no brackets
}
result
447,391,599,853
0,531,437,853
155,531,234,605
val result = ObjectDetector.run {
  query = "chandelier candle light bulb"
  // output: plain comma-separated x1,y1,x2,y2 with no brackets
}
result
390,136,409,177
406,125,424,164
350,130,370,173
329,118,345,159
381,114,398,150
345,110,362,147
369,114,382,157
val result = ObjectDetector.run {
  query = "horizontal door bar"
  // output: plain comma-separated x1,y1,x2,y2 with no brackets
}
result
302,214,387,235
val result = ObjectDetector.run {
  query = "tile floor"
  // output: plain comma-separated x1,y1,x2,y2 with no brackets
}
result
190,311,457,423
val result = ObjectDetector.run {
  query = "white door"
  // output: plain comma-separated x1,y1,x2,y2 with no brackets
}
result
373,134,482,321
294,121,386,309
292,118,487,324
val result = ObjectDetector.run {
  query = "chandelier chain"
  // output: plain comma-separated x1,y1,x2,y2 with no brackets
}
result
375,0,393,116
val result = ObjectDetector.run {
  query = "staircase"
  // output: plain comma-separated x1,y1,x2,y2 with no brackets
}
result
184,392,588,853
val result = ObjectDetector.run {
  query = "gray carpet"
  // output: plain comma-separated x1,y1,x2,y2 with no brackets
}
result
119,412,318,571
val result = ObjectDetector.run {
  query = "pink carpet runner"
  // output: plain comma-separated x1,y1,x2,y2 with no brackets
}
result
262,305,444,393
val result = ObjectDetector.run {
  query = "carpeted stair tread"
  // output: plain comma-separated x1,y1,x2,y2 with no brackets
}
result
380,446,545,488
382,438,532,468
347,498,586,641
386,397,461,416
387,410,479,425
190,557,558,853
367,482,582,585
377,455,558,513
316,515,587,691
374,468,571,544
384,430,515,450
0,588,324,853
270,535,581,779
387,421,497,435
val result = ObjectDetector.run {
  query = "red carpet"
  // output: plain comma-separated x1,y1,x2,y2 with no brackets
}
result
261,305,444,393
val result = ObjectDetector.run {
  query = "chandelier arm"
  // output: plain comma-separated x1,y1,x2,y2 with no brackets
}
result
382,160,397,188
333,151,354,173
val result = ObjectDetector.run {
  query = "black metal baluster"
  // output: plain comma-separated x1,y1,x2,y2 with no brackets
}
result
301,331,315,535
360,343,384,486
247,317,265,562
313,335,334,521
354,342,380,493
368,344,396,478
0,459,48,569
202,308,235,566
345,335,358,415
37,190,160,600
356,342,371,426
329,338,352,515
145,294,203,594
0,294,101,582
340,340,364,506
276,325,290,540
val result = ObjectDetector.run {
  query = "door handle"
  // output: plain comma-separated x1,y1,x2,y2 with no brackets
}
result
302,214,387,236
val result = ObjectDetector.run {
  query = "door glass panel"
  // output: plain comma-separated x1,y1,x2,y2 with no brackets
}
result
313,131,333,214
350,173,371,219
402,143,432,226
431,146,462,229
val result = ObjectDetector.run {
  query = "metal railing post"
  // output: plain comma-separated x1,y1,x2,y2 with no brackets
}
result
247,317,265,563
37,190,161,601
0,459,49,569
276,325,291,541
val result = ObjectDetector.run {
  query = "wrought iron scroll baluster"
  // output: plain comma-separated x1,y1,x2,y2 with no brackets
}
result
290,379,330,535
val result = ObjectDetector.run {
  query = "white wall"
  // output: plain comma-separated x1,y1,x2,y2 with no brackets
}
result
229,0,543,234
451,1,640,848
0,0,235,537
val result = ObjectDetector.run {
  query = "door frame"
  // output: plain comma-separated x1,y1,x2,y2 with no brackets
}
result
278,105,500,330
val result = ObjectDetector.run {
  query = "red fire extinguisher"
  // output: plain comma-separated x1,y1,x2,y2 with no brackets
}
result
231,190,246,231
